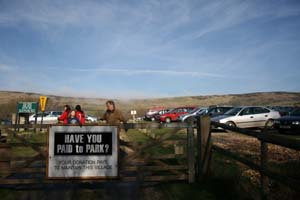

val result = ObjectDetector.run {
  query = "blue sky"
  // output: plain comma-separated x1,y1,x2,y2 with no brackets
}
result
0,0,300,99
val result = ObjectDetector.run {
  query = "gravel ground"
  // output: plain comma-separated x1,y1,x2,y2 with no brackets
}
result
212,131,300,163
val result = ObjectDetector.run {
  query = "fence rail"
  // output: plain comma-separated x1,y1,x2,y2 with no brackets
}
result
0,122,195,189
211,121,300,199
1,120,300,199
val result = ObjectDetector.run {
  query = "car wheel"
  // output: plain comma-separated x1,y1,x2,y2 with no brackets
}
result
165,118,171,123
151,117,155,121
265,119,274,129
226,121,236,127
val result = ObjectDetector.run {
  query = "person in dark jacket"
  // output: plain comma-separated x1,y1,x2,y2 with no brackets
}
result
75,105,85,124
58,105,71,124
102,100,126,125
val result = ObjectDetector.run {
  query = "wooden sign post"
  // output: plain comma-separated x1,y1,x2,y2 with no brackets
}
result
39,96,47,131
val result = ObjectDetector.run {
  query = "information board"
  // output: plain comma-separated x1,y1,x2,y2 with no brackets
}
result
47,126,118,179
17,102,38,113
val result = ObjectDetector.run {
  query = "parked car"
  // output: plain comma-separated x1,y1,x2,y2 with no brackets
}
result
151,109,170,121
29,111,62,124
204,106,234,118
0,119,12,125
159,106,196,123
178,107,207,122
267,106,295,116
179,106,232,123
85,114,97,123
212,106,281,128
29,112,49,123
144,106,165,121
273,107,300,134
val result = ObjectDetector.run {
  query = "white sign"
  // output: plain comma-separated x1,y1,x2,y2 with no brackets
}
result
47,126,118,179
130,110,137,115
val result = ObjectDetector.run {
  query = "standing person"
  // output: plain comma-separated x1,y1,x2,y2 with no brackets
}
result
102,100,126,125
102,100,128,140
67,110,80,125
75,105,85,124
58,105,71,125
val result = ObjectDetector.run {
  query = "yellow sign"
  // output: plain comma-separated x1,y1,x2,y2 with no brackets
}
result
39,96,47,112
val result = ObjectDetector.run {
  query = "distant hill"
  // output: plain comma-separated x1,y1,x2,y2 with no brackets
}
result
0,91,299,119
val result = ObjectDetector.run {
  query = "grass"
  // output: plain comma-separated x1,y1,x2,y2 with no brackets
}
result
156,152,253,200
1,128,299,199
7,131,47,158
0,189,15,200
126,128,256,199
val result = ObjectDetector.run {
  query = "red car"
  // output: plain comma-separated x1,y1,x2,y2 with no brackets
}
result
159,106,196,123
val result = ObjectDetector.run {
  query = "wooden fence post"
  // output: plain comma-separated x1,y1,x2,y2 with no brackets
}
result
195,116,212,181
196,116,202,181
201,116,212,177
187,117,195,183
0,143,11,172
260,140,269,200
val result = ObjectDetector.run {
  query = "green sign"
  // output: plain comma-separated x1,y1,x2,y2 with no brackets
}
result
18,102,38,113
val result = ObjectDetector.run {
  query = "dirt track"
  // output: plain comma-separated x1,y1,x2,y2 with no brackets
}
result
212,131,300,163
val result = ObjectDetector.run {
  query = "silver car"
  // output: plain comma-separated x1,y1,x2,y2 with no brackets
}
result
212,106,281,128
178,107,207,122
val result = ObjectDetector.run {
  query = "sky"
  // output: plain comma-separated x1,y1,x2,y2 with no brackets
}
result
0,0,300,99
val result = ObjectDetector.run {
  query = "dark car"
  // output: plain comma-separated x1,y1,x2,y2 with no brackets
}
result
144,106,166,121
274,108,300,134
0,119,12,125
204,106,234,118
268,106,294,116
153,109,170,121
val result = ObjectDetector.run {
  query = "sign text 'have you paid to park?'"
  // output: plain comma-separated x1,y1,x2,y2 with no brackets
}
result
47,126,118,178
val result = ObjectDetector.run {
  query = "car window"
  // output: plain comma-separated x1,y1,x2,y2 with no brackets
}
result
219,108,227,113
209,108,217,114
224,107,242,116
253,107,270,114
215,108,223,113
178,109,184,113
290,108,300,116
240,107,254,115
187,108,194,112
223,107,232,113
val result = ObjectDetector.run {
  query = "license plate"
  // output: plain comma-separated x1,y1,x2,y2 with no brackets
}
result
280,125,291,129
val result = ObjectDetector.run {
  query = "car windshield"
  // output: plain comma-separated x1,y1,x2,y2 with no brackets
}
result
189,108,200,114
199,109,207,114
224,107,243,116
290,108,300,116
166,109,175,114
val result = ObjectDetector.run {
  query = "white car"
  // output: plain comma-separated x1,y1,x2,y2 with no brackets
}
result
29,111,62,124
85,114,97,123
212,106,281,128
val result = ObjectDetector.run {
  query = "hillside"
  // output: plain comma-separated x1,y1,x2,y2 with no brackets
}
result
0,91,299,119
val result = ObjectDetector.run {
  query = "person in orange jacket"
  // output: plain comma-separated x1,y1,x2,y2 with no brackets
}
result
75,105,85,124
58,105,71,124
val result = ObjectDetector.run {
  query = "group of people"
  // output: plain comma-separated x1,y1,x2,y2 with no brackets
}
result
58,105,86,125
57,100,126,125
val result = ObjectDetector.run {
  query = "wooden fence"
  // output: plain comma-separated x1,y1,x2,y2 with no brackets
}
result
0,118,300,200
0,120,205,188
210,120,300,200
